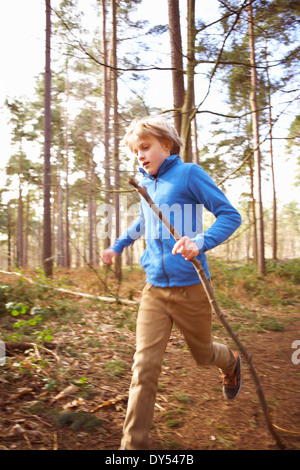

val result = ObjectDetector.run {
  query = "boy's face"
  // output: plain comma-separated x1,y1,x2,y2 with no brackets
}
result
131,134,171,176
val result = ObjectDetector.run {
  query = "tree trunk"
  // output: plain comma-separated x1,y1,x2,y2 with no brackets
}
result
17,183,24,268
265,45,277,260
102,0,112,251
193,109,199,164
88,110,96,266
269,104,277,261
57,150,65,267
24,191,30,267
180,0,196,162
64,66,71,268
43,0,53,277
248,156,258,264
112,0,122,282
167,0,185,135
248,4,266,275
7,202,12,271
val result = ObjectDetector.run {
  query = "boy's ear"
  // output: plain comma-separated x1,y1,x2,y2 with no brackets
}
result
163,140,172,155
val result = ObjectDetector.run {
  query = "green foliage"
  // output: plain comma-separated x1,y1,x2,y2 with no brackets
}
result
104,360,129,378
265,259,300,284
210,258,300,308
6,301,28,316
55,411,102,432
258,317,285,332
0,274,79,342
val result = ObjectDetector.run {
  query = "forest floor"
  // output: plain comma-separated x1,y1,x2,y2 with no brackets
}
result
0,260,299,452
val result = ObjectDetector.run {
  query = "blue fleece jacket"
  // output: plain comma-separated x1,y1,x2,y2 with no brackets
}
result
111,155,242,287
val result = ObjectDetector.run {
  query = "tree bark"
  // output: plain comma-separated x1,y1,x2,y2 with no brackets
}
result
102,0,112,251
167,0,185,134
180,0,196,162
265,45,277,260
248,4,266,274
112,0,122,282
7,202,12,271
17,183,24,268
248,156,258,264
43,0,53,277
64,66,71,268
88,110,96,266
57,149,65,267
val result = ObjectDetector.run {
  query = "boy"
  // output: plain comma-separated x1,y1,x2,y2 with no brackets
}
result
102,116,242,450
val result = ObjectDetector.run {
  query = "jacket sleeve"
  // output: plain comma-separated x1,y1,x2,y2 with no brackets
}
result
110,204,145,255
188,165,242,254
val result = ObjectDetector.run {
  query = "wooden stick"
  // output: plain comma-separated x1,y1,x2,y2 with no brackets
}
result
129,177,285,450
0,270,136,305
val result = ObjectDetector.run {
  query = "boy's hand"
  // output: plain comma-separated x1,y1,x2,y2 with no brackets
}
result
172,236,200,261
102,248,118,265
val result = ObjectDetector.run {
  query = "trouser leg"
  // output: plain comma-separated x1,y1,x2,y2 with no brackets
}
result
121,284,172,450
121,282,237,450
170,283,237,374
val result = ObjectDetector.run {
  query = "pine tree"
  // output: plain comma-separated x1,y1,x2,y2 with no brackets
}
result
44,0,53,277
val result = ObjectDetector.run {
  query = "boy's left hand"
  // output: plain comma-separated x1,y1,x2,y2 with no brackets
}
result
172,236,200,261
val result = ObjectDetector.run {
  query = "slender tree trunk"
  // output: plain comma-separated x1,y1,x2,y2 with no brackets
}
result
269,106,277,261
248,4,266,274
181,0,196,162
57,150,65,267
43,0,53,277
112,0,122,282
17,183,23,268
88,187,94,265
193,107,199,164
24,191,30,267
248,156,258,263
102,0,112,250
245,113,258,263
64,66,71,268
88,110,96,266
265,45,277,260
167,0,185,135
7,202,12,271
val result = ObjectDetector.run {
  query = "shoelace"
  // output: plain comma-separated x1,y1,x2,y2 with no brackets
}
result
223,371,237,388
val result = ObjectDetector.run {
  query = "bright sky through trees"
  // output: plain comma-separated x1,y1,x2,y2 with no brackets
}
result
0,0,298,207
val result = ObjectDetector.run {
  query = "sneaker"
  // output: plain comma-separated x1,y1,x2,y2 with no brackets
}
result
222,352,242,400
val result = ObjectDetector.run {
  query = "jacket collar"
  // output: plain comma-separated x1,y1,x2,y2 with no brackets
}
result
139,154,182,180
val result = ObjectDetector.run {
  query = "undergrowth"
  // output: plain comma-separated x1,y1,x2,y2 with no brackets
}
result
210,258,300,308
0,259,299,344
0,260,299,450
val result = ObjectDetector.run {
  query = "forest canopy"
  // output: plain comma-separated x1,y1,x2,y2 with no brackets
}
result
1,0,299,277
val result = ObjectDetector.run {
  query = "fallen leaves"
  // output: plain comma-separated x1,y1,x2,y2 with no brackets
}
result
93,394,127,412
51,384,78,403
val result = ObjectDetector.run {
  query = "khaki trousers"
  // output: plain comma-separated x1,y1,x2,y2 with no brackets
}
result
121,282,237,450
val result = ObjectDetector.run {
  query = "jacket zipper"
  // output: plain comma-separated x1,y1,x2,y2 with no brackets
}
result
153,177,169,286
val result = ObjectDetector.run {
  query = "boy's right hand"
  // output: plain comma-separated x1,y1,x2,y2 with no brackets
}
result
102,248,118,265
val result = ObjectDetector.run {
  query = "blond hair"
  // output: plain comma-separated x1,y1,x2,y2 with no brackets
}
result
124,116,183,155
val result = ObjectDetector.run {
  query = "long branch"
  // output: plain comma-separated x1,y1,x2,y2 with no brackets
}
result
0,270,136,306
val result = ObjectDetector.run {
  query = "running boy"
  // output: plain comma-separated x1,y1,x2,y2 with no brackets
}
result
102,116,242,450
